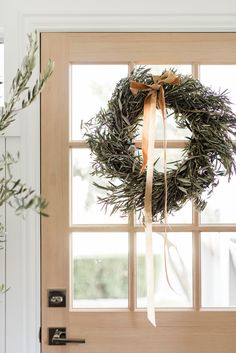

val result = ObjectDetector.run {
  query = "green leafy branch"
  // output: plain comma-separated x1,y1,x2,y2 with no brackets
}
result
0,32,53,222
0,32,53,240
0,32,54,132
0,32,53,293
0,152,48,217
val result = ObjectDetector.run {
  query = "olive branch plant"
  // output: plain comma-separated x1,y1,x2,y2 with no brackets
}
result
0,32,54,292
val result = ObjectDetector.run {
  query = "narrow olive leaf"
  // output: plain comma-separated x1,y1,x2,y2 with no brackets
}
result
176,177,192,185
177,186,188,194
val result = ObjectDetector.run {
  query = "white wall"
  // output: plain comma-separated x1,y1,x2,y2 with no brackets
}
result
1,1,236,353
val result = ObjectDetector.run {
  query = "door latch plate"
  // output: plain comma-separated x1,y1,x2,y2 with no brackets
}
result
48,327,66,345
48,289,66,307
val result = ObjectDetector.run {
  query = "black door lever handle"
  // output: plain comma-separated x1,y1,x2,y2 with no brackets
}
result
48,327,86,345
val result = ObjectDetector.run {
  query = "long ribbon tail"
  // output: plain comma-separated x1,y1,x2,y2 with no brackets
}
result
146,222,156,325
162,96,175,293
144,91,157,326
163,234,176,293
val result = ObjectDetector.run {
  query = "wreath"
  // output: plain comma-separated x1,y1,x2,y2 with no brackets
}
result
85,67,236,221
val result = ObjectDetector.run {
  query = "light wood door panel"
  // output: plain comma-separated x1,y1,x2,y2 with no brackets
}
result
41,32,236,353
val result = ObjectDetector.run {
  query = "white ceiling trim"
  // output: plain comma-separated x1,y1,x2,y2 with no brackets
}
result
20,12,236,32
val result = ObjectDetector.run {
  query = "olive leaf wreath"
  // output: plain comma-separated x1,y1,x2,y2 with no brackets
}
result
85,67,236,221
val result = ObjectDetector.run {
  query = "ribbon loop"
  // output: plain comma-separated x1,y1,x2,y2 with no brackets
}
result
130,71,180,172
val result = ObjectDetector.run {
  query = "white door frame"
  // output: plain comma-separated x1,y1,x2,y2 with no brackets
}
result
10,12,236,353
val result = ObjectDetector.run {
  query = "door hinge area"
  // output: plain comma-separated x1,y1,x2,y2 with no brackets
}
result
38,327,42,343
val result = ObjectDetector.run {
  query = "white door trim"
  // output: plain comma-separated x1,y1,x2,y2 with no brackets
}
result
17,12,236,353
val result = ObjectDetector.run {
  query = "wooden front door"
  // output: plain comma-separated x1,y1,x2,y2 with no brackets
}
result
41,32,236,353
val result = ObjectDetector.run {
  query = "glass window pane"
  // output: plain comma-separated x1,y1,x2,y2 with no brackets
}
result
200,65,236,116
200,66,236,223
0,43,3,107
71,64,128,140
201,172,236,224
146,65,192,76
201,232,236,308
135,65,192,140
136,111,192,141
136,149,192,224
137,232,192,308
167,201,192,224
71,149,128,224
71,233,128,309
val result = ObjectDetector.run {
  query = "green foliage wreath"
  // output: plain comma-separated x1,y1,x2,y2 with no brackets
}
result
85,67,236,221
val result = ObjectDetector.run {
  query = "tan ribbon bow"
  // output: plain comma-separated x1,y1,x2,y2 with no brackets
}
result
130,71,180,326
130,71,180,173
